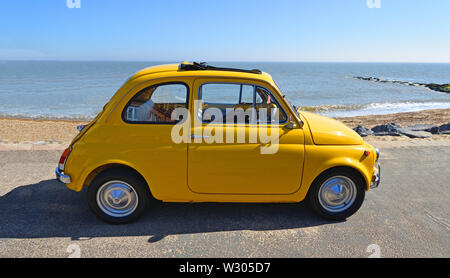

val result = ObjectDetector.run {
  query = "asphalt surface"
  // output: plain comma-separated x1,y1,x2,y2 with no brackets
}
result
0,145,449,258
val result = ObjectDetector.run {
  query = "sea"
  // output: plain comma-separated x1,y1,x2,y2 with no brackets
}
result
0,61,449,120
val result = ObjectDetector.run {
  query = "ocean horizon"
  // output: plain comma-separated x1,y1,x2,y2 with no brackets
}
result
0,61,449,120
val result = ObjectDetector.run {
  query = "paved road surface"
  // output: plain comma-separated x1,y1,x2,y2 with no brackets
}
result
0,144,449,257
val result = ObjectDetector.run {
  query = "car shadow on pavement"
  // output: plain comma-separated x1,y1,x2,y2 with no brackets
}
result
0,179,338,242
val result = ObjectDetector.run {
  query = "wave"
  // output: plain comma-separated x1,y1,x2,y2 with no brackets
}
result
301,101,450,117
0,112,95,121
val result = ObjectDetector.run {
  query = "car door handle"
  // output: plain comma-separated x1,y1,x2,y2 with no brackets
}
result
190,135,210,139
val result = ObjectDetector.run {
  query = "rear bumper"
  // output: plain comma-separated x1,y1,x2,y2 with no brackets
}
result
56,167,71,184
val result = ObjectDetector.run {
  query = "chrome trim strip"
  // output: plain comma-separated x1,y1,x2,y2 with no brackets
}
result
191,135,210,139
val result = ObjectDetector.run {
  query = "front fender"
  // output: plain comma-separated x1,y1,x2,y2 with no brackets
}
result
296,144,375,201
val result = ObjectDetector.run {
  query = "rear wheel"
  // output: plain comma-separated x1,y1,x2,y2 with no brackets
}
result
308,169,365,220
87,169,150,224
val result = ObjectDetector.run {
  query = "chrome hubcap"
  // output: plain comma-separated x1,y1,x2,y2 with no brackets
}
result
318,176,356,213
96,181,138,218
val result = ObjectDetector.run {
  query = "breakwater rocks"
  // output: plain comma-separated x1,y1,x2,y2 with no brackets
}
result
353,123,450,138
354,76,450,94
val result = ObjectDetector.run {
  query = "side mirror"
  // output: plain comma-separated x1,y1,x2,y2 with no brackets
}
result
284,115,298,129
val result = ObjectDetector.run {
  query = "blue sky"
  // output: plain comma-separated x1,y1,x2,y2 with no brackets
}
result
1,0,449,62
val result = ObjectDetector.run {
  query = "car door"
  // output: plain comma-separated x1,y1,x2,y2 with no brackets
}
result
118,80,191,199
187,78,305,195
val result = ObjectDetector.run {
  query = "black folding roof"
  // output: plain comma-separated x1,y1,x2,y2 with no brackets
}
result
179,62,262,75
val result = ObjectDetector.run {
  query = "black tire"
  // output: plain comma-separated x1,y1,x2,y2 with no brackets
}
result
87,168,150,224
307,168,365,221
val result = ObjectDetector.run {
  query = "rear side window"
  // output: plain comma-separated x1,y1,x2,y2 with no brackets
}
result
124,83,188,124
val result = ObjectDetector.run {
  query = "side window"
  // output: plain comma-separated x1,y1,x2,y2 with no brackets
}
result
198,83,286,124
239,85,258,104
255,87,288,123
199,83,254,123
124,83,188,123
200,83,249,104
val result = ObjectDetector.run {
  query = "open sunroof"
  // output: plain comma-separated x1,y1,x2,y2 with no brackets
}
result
179,62,262,75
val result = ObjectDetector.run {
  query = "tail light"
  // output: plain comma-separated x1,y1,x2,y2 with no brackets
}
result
59,147,72,171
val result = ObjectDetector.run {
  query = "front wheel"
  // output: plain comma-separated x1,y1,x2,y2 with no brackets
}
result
308,169,365,220
87,169,150,224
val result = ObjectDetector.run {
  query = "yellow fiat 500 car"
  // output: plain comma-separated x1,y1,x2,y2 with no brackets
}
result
56,62,380,223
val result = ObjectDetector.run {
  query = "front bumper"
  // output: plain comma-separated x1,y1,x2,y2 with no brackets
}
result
370,147,381,189
56,167,71,184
